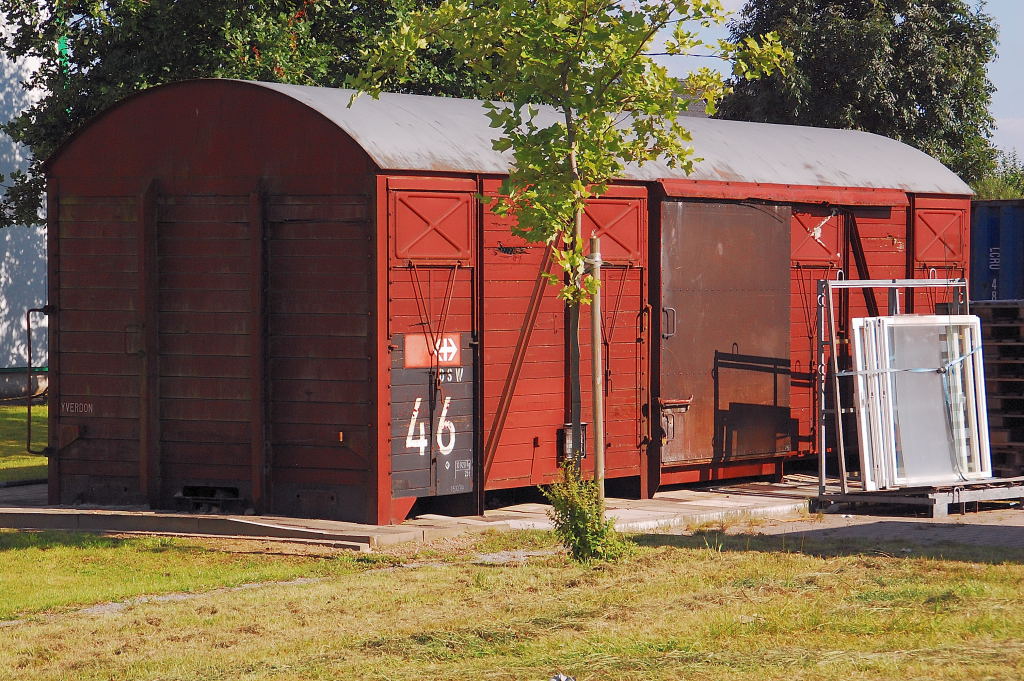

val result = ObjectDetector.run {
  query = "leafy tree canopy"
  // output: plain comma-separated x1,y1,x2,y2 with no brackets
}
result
0,0,483,228
718,0,998,184
350,0,788,302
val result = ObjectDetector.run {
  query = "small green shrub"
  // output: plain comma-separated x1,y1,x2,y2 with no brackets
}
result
540,460,629,563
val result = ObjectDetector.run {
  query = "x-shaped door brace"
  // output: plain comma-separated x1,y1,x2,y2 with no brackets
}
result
397,195,468,255
585,203,638,259
917,211,961,260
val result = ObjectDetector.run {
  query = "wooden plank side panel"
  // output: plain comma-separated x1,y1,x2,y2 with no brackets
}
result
788,204,935,458
269,335,370,360
384,185,479,505
482,206,564,487
387,268,474,336
268,270,370,293
577,264,646,477
910,198,969,311
272,445,370,472
59,196,137,222
482,192,648,488
789,208,841,453
61,270,138,291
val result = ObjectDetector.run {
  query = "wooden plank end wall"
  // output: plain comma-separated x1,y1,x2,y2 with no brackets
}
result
267,194,375,521
56,194,144,505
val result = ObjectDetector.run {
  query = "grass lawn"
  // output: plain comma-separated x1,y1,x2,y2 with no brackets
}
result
1,528,1023,680
0,404,47,483
0,530,380,621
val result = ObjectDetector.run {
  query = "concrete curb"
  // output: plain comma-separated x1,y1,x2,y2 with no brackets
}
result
0,483,812,548
0,510,405,547
0,478,47,489
0,507,512,548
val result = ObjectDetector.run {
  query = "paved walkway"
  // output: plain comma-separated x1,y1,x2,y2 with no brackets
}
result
0,478,812,550
727,505,1024,551
482,478,813,532
2,475,1023,552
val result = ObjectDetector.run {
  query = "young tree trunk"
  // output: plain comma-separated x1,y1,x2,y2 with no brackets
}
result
565,105,585,465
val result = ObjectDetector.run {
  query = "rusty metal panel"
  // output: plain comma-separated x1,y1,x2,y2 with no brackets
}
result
391,332,475,497
659,201,792,465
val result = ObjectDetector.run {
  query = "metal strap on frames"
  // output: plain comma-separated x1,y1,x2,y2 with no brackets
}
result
834,345,980,378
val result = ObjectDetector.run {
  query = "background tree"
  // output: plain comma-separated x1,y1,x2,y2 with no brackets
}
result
718,0,998,183
0,0,483,229
974,149,1024,200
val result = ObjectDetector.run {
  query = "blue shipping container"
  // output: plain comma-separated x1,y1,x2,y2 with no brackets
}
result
971,200,1024,301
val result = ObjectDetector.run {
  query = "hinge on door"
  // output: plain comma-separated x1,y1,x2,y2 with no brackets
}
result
638,304,650,342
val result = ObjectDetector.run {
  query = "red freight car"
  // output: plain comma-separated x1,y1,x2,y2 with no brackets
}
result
43,79,971,524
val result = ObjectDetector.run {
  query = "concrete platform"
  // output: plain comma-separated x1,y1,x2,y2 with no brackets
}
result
0,478,812,549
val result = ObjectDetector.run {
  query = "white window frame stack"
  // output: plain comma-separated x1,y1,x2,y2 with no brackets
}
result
851,315,991,491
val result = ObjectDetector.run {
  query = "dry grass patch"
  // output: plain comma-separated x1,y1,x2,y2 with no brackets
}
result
1,529,1023,680
0,530,378,620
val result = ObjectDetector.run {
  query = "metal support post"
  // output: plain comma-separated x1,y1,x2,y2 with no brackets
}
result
826,285,850,495
815,280,828,497
887,288,901,315
589,236,605,501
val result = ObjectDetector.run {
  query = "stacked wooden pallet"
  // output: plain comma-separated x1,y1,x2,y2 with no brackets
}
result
974,301,1024,477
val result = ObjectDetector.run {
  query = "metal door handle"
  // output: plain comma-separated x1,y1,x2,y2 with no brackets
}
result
662,306,677,339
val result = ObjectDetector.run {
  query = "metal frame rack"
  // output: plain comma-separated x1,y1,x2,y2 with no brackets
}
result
813,277,1024,516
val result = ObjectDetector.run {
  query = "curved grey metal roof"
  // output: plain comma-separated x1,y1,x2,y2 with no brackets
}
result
249,80,971,195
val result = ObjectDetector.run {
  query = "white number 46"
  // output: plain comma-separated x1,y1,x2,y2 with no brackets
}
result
406,397,456,456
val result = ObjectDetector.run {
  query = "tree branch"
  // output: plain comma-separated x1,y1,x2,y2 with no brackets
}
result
643,52,727,58
592,2,673,101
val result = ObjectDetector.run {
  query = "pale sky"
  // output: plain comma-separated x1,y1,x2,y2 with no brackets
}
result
985,0,1022,157
659,0,1022,158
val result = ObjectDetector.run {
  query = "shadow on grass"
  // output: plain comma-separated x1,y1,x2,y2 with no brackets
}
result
632,523,1024,565
0,530,194,553
0,463,47,484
